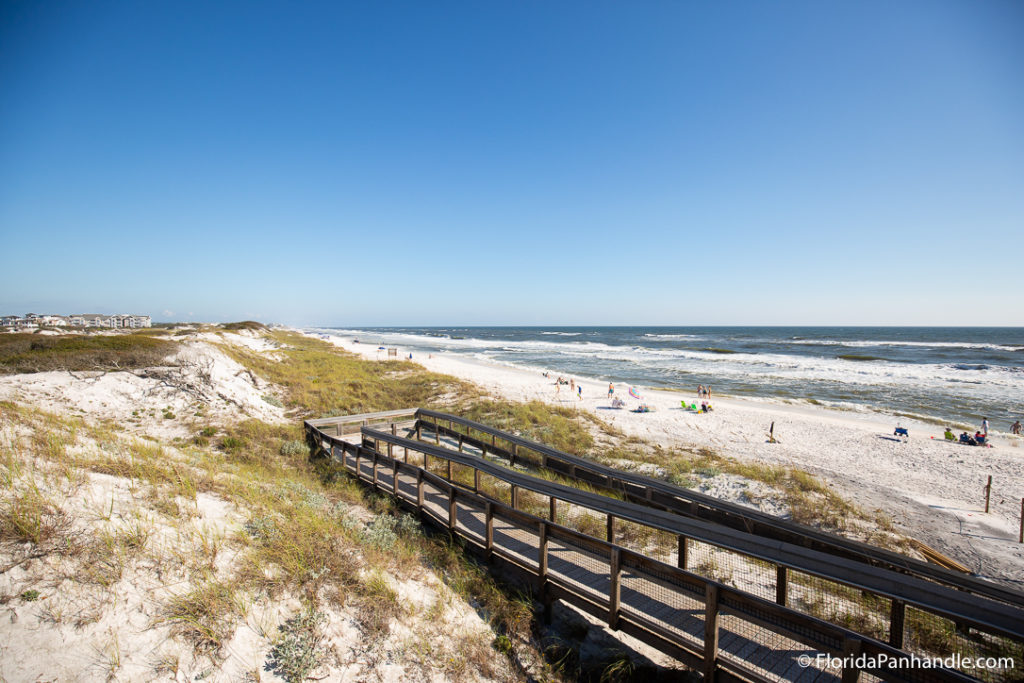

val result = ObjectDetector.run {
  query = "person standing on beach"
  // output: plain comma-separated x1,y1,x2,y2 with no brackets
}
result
570,379,575,392
578,385,583,401
982,417,989,436
608,382,614,399
706,386,712,399
697,384,704,398
1012,420,1021,435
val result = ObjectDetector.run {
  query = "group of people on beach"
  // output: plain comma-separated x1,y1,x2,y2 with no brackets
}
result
697,384,712,399
945,427,990,447
938,416,1023,447
544,373,583,400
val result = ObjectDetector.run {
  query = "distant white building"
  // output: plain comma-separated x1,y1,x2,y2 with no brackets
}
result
1,312,151,329
108,314,152,329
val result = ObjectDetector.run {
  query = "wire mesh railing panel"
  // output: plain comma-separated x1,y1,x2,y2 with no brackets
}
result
684,541,775,603
454,498,486,545
545,534,610,602
619,563,705,646
720,589,844,656
904,606,1022,683
788,570,890,643
559,500,608,540
419,479,449,522
515,488,549,519
395,467,417,503
449,462,475,490
490,508,540,570
717,612,843,683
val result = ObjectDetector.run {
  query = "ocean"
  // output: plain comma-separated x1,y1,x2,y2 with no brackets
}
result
311,327,1024,430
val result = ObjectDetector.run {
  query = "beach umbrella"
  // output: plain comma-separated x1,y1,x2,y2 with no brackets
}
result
628,386,642,401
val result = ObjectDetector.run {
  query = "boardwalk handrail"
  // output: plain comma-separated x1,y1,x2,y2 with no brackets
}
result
304,416,995,683
416,408,1024,607
362,426,1024,643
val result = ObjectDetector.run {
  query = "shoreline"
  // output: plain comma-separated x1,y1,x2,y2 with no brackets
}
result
311,329,1024,585
306,326,1023,430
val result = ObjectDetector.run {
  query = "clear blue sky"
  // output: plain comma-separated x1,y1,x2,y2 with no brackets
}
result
2,1,1022,325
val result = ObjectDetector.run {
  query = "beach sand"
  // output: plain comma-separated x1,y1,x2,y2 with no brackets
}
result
324,334,1024,587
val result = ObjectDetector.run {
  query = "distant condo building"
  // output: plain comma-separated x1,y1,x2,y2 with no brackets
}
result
0,313,152,329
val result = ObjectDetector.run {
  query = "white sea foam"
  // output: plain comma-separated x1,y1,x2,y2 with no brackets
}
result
643,333,701,340
783,339,1024,352
314,328,1024,409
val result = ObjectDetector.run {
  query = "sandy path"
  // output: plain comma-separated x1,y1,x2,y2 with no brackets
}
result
320,334,1024,587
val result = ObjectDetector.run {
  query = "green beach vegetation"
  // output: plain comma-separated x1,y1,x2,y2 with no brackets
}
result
0,332,180,374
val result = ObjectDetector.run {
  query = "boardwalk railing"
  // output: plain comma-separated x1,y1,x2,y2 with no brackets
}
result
305,411,1024,683
416,409,1024,608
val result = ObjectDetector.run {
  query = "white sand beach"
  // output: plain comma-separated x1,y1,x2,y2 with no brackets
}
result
323,334,1024,587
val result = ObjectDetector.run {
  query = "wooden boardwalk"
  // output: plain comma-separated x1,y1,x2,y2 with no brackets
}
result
306,413,1019,683
344,434,843,683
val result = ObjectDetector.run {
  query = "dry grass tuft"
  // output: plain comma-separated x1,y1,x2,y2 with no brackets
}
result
161,576,245,656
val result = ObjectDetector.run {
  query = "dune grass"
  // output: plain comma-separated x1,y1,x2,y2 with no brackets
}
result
0,333,179,374
217,331,476,418
220,321,267,331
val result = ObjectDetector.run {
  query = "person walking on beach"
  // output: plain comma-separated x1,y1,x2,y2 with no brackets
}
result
1012,420,1021,435
608,382,614,399
570,379,575,392
982,417,989,436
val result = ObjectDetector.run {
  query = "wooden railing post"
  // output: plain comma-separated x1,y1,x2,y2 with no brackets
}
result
1019,498,1023,544
549,496,557,522
355,449,361,480
538,521,548,588
985,475,992,513
448,487,457,531
511,484,519,509
435,422,440,445
776,565,788,606
458,434,464,452
841,637,862,683
511,443,518,468
606,514,615,543
609,547,621,630
416,469,424,509
372,449,379,486
485,502,494,560
392,460,400,496
474,468,480,494
389,424,395,458
703,583,720,682
416,422,421,440
447,458,452,482
889,599,906,649
678,535,688,569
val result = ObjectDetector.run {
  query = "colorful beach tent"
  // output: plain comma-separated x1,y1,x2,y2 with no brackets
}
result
628,386,642,400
